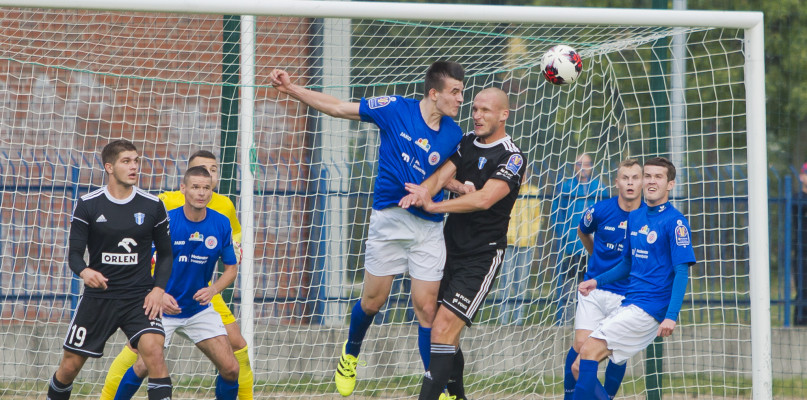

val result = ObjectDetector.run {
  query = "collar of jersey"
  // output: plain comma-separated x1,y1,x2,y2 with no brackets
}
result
472,133,511,148
103,185,138,204
646,202,670,215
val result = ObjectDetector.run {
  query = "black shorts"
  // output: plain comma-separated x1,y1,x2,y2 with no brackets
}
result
439,248,504,326
62,295,164,358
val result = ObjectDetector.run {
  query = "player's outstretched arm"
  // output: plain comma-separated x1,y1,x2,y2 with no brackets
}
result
194,264,237,306
270,69,361,120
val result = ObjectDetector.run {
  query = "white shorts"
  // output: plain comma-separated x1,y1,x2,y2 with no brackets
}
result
590,304,660,365
574,289,625,331
364,207,445,282
162,306,227,347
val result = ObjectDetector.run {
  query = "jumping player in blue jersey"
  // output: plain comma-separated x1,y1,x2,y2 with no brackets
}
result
573,157,697,400
562,159,643,400
270,61,466,397
113,166,240,400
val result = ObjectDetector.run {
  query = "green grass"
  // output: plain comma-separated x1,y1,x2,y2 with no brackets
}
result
3,372,806,398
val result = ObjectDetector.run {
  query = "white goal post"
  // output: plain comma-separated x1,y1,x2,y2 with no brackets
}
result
0,1,770,399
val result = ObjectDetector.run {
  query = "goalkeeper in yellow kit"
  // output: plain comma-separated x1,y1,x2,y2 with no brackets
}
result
100,150,254,400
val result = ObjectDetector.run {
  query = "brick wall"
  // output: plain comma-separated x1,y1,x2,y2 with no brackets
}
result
0,10,317,323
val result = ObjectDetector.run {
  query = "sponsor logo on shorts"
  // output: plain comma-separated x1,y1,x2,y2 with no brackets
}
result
102,252,138,265
451,292,471,311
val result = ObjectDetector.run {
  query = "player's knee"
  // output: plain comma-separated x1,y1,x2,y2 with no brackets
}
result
360,298,383,315
413,299,438,321
578,337,607,361
220,359,240,381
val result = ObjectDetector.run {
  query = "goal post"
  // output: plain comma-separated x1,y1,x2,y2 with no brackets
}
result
0,1,771,399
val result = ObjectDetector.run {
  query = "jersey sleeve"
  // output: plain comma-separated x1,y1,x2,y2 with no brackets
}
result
358,95,401,127
67,198,91,275
668,216,697,266
579,205,597,234
151,200,173,289
491,151,525,189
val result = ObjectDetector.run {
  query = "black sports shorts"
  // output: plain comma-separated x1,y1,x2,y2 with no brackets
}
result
439,247,504,326
62,295,164,358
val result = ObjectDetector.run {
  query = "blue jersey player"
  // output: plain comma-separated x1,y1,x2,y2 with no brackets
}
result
563,159,643,400
270,61,466,397
114,166,241,400
573,157,697,400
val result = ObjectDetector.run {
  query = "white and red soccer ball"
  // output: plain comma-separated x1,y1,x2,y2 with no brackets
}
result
540,45,583,85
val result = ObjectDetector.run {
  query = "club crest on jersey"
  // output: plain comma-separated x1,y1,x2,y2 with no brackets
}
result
618,220,627,229
134,212,145,225
583,208,594,227
205,236,218,249
639,225,650,235
189,231,204,241
675,220,690,246
478,157,487,169
647,231,658,244
428,152,440,166
368,96,394,109
416,138,431,152
505,154,523,175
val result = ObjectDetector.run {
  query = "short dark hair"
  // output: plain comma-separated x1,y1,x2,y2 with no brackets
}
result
101,139,138,166
618,158,641,171
188,150,217,165
183,165,212,184
644,156,676,181
424,60,465,94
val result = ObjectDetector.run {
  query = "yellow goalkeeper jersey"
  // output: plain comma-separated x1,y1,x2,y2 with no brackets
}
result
159,190,242,244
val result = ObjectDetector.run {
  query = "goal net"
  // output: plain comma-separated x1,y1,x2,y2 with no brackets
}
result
0,2,770,399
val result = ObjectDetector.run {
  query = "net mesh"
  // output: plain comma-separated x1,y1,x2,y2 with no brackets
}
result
0,8,764,399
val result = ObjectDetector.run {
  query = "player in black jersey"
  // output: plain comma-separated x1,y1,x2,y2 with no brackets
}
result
47,140,173,400
400,88,524,400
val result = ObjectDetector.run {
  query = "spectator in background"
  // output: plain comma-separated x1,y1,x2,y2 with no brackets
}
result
793,162,807,326
497,164,543,325
550,153,605,324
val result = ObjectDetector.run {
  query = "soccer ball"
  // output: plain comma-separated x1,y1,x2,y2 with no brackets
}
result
540,45,583,85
